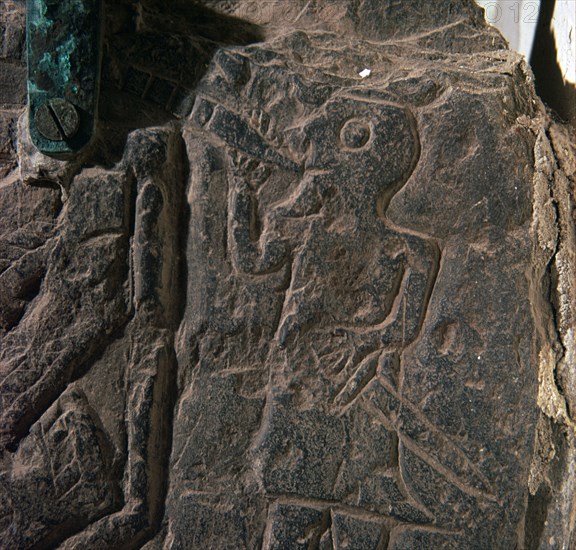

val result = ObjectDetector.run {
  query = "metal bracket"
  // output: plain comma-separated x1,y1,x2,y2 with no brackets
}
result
26,0,103,157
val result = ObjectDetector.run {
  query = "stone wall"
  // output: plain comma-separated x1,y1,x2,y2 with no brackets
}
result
1,1,575,548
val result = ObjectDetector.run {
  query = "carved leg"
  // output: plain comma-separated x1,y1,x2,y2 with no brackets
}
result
59,128,184,548
58,330,176,550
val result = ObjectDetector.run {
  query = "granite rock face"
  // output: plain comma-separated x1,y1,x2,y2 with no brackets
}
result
1,1,575,549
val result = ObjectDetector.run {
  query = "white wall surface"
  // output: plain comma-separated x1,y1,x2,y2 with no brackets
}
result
476,0,575,84
552,0,575,83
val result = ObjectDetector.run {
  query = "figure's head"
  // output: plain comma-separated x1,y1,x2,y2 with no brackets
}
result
190,48,421,220
299,95,420,211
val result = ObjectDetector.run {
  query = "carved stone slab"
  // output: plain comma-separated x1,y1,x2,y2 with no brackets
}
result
0,1,575,549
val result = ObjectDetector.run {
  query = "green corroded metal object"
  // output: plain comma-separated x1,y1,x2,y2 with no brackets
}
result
27,0,102,156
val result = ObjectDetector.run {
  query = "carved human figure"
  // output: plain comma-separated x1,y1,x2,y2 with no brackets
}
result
227,91,444,523
0,0,547,547
171,39,510,545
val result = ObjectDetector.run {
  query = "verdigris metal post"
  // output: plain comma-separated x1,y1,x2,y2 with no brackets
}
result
26,0,102,156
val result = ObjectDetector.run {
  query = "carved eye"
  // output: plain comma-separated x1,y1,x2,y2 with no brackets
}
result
339,118,372,150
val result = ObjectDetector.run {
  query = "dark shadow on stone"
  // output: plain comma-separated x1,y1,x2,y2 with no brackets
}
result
529,0,576,124
93,0,265,167
524,482,551,550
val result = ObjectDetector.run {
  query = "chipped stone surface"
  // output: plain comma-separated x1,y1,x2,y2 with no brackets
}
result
1,1,575,549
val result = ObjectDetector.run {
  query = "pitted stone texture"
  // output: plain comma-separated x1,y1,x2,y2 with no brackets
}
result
1,1,575,549
168,27,541,549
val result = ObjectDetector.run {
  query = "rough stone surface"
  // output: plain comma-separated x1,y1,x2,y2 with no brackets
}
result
0,1,575,549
